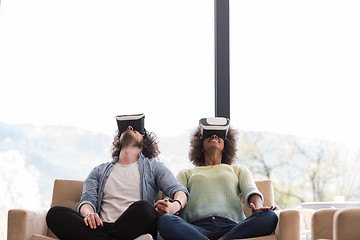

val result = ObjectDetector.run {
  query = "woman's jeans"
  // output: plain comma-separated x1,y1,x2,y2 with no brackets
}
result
46,200,158,240
158,210,278,240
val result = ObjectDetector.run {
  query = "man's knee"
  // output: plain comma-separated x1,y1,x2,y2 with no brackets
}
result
130,200,157,219
46,206,64,228
134,200,153,208
47,206,62,221
132,200,155,211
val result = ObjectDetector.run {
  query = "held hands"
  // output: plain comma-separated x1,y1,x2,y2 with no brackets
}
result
250,203,277,213
83,212,103,229
155,198,181,216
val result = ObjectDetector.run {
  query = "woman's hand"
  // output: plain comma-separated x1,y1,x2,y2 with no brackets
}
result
250,203,277,213
155,198,181,216
83,212,103,229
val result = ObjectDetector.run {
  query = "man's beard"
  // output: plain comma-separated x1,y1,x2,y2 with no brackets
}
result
120,131,143,149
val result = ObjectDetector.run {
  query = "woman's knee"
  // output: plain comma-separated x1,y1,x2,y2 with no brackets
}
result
158,215,207,240
157,215,182,238
262,210,278,232
158,215,176,226
264,210,278,222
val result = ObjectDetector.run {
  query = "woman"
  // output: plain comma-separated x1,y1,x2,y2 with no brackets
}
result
157,118,278,240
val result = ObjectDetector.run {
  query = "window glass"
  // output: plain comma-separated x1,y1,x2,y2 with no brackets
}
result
0,1,213,236
230,0,360,208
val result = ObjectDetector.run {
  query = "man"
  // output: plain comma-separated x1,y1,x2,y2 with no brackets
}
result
46,113,188,240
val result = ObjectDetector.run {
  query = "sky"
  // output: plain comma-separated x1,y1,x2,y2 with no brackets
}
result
1,0,360,147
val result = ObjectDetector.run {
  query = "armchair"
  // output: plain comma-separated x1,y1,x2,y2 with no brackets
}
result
7,179,152,240
239,180,300,240
311,208,360,240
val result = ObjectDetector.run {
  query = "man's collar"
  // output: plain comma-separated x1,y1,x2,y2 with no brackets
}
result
112,156,118,163
138,152,145,160
112,152,145,163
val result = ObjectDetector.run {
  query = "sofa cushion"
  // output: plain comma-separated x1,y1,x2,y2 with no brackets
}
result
31,234,56,240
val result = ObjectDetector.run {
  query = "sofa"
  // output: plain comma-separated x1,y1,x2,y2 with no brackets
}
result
311,208,360,240
8,179,300,240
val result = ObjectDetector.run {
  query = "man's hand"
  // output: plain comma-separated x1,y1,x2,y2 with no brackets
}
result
80,203,103,229
250,203,277,213
155,198,181,216
83,212,103,229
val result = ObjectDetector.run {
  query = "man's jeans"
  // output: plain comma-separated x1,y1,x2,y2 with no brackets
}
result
46,200,158,240
158,210,278,240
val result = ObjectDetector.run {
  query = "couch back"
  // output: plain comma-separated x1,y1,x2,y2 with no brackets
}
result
49,178,274,218
48,179,84,238
50,179,84,210
48,179,273,237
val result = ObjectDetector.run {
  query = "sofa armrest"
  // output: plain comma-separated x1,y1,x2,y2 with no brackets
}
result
333,208,360,240
274,210,300,240
8,209,48,240
311,209,337,240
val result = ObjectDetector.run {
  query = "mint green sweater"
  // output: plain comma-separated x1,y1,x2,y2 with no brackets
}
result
176,164,263,223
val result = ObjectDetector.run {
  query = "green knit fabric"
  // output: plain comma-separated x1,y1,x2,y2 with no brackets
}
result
177,164,263,223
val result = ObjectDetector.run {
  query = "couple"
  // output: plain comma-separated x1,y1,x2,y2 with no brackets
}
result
46,114,278,240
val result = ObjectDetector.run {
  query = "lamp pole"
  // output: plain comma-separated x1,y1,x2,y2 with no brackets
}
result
214,0,230,119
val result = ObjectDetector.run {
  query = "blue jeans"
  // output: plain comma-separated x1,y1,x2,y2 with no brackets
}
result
157,210,278,240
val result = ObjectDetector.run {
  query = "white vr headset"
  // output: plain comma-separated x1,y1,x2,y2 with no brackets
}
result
199,117,230,139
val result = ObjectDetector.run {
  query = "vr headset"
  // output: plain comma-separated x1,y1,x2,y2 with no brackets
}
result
199,117,230,139
115,113,146,136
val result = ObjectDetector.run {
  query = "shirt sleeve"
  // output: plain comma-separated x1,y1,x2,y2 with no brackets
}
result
236,165,264,208
77,165,101,213
154,161,189,200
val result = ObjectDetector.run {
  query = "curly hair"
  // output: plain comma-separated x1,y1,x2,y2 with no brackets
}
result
189,126,238,166
112,130,160,159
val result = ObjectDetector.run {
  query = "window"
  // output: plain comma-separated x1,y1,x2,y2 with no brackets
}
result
230,0,360,207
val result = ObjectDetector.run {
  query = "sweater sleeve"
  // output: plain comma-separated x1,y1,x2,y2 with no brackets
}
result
235,165,263,208
176,169,188,189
